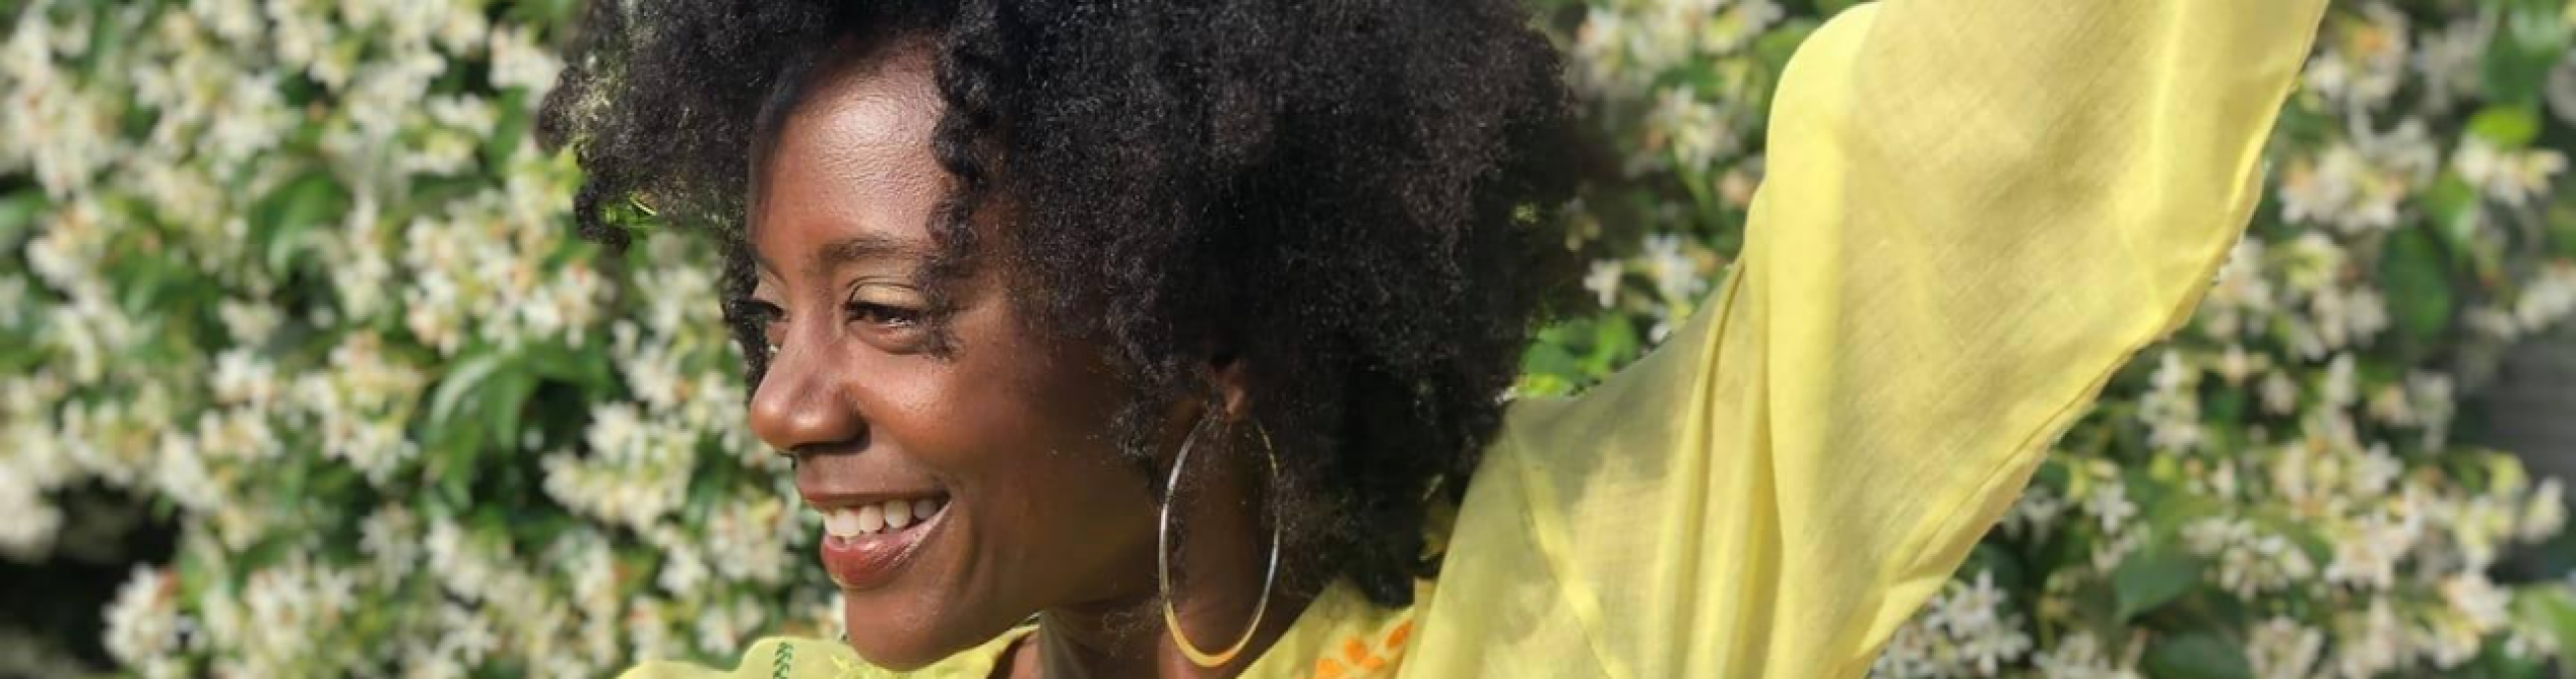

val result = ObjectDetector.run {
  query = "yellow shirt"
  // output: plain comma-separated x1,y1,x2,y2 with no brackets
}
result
623,0,2328,677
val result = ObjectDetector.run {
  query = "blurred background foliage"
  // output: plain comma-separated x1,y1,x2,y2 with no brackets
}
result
1,0,2574,677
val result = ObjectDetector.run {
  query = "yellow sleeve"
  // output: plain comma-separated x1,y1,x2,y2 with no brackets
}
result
1407,2,2325,678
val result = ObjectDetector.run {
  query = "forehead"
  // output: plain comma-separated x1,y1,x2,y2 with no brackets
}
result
750,38,946,272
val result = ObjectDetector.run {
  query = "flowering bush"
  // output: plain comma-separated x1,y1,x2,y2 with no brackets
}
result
0,0,2571,677
1,0,825,674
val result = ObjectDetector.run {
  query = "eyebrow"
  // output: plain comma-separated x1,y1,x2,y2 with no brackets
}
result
753,233,931,279
816,233,929,270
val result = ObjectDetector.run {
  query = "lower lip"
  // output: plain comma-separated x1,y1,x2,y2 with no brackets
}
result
818,505,947,591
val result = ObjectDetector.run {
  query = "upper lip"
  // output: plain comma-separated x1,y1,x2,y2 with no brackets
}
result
797,487,950,510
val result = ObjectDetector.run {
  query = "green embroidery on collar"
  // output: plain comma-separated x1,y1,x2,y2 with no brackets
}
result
772,640,797,679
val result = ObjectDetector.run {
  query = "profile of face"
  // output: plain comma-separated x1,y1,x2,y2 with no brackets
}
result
742,37,1168,668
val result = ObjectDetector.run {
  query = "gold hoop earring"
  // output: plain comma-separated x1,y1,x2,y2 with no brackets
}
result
1157,418,1283,668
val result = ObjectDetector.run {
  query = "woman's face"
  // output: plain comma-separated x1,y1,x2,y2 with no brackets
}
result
744,38,1162,668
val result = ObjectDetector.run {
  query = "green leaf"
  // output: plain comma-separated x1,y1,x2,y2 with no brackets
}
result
2547,202,2576,259
2203,388,2245,425
1808,0,1862,18
483,88,533,169
2467,105,2541,148
2142,631,2253,679
1519,340,1582,389
2482,1,2570,105
0,189,47,247
2423,173,2482,250
1586,315,1640,375
428,351,509,428
437,445,479,510
252,170,347,274
2521,587,2576,664
524,339,616,393
483,370,538,452
2380,225,2455,347
2111,545,2203,621
1753,20,1818,70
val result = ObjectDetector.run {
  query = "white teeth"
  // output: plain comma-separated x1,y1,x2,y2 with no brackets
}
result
818,498,946,539
884,500,913,529
856,505,886,533
824,509,864,538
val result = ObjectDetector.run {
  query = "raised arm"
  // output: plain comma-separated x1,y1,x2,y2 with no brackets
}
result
1453,1,2330,677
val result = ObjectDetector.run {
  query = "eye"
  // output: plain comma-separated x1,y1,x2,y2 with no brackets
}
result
843,283,933,351
844,300,926,327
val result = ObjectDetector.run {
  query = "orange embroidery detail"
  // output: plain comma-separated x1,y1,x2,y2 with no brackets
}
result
1302,615,1416,679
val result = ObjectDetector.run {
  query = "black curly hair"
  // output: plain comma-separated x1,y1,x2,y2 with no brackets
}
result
538,0,1597,608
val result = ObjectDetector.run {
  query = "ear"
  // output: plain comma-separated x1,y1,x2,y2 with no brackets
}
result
1204,350,1254,424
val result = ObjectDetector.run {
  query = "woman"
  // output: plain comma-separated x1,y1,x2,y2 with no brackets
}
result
540,0,2327,676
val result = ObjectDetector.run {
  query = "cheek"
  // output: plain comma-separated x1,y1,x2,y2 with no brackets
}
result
861,324,1154,557
932,354,1144,510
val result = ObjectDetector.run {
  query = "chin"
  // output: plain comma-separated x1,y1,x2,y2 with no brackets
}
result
839,596,1005,670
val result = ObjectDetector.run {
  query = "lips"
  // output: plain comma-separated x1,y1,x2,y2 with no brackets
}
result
810,493,951,591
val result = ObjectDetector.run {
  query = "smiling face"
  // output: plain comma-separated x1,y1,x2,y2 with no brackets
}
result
742,36,1164,669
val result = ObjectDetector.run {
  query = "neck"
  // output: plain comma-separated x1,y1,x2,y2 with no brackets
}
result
1007,446,1315,679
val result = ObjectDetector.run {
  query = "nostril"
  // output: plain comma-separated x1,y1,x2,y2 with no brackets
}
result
786,428,871,460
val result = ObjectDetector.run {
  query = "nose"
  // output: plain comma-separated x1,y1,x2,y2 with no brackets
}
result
747,339,866,457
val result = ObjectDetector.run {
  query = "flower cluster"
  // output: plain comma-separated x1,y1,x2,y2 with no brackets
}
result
1526,0,2576,677
0,0,831,673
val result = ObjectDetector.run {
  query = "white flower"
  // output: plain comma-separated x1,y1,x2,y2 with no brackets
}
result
487,26,563,94
438,602,500,665
188,0,265,45
1570,9,1636,97
1583,260,1624,309
2523,478,2567,541
216,298,284,345
1934,571,2005,636
2338,513,2411,588
1641,232,1703,302
2259,371,2302,415
2442,573,2512,633
2332,597,2412,678
2031,632,2140,679
1647,86,1732,171
103,566,177,664
436,0,490,55
2246,617,2323,679
2413,16,2493,111
210,349,280,408
2000,484,2066,541
264,0,330,69
2212,344,2268,386
2454,138,2567,207
361,505,421,579
2085,481,2138,535
203,71,294,164
2514,265,2576,329
1700,0,1782,55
